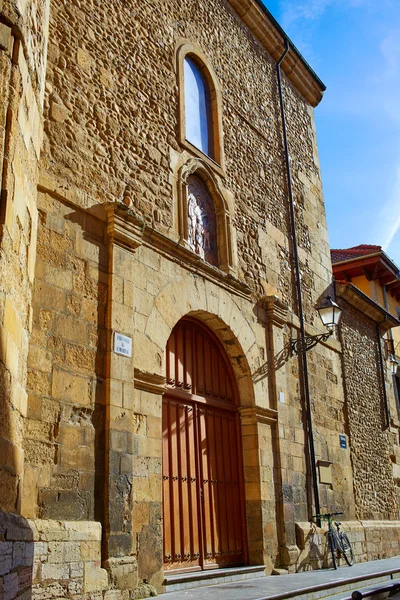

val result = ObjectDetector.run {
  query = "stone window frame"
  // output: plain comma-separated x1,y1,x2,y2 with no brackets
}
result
177,41,225,176
177,157,236,275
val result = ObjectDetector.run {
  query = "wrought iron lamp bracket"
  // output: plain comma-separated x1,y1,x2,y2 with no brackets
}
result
290,330,332,355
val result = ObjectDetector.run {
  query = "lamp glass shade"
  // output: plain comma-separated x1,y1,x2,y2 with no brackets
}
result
318,296,342,329
390,357,398,375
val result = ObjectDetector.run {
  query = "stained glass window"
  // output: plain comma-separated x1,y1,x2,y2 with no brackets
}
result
187,175,218,266
184,57,211,157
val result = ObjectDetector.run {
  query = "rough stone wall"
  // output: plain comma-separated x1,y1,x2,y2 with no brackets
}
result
0,0,50,513
340,300,399,520
22,191,108,521
40,0,331,309
0,512,110,599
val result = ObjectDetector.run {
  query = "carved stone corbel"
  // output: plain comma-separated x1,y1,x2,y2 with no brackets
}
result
105,203,145,252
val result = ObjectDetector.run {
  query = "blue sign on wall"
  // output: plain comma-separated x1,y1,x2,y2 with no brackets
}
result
339,434,347,449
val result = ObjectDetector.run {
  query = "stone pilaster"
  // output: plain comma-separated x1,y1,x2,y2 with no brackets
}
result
257,296,300,570
103,205,144,589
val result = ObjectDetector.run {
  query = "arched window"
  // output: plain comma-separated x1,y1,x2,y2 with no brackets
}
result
186,174,218,266
178,44,224,172
184,57,212,158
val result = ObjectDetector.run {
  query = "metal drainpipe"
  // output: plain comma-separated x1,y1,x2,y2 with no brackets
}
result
276,41,321,524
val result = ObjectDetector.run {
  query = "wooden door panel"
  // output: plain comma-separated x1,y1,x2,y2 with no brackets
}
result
163,398,201,571
199,405,244,568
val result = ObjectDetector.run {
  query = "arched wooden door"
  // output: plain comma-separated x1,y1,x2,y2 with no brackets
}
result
162,317,247,573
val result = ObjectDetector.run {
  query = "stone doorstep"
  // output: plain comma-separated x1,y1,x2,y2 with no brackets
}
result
164,564,266,592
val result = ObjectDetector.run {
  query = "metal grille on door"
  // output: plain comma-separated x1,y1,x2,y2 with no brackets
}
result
162,318,246,572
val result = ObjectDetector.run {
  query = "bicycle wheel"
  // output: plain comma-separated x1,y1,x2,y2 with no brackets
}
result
328,531,337,570
339,532,354,566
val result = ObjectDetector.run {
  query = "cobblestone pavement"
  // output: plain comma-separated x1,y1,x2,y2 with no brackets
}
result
162,556,400,600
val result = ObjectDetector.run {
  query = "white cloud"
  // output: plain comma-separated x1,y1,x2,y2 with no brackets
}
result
278,0,371,63
280,0,370,30
374,29,400,125
381,161,400,259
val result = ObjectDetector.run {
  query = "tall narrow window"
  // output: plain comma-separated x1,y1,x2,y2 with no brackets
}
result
184,57,212,158
187,174,218,266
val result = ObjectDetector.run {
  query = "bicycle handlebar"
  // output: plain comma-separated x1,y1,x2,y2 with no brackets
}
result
313,512,343,520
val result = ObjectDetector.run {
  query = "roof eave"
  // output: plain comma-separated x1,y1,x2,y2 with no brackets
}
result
336,282,400,332
227,0,326,107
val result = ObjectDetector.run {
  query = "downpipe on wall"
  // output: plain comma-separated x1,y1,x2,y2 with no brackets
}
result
276,41,321,525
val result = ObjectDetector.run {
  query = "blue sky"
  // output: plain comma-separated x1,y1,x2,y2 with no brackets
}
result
262,0,400,267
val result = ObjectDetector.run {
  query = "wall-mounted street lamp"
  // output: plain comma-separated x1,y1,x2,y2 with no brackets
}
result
291,296,343,355
390,355,399,375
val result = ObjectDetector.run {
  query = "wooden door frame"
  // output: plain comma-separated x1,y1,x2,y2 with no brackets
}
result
162,317,248,573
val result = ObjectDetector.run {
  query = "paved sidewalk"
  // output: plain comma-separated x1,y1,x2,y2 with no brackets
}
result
162,556,400,600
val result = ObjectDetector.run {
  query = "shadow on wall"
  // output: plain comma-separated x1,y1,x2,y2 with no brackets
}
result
295,522,327,572
0,511,34,598
0,333,20,514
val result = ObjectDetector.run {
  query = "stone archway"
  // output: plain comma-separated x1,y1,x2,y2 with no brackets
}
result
132,272,270,583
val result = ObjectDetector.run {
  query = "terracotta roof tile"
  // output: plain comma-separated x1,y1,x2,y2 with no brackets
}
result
330,245,381,264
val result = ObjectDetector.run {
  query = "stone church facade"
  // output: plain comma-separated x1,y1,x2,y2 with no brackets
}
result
1,0,400,597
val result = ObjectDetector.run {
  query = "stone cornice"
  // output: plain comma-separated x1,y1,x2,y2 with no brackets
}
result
227,0,325,107
336,283,400,333
134,369,166,395
240,406,278,425
106,203,252,300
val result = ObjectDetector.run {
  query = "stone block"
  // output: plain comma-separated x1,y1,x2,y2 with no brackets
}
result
60,443,94,471
77,47,93,71
52,368,92,406
80,540,100,561
34,281,65,311
54,315,88,344
49,102,70,123
109,431,134,454
0,23,12,53
48,540,80,563
4,571,18,600
70,560,84,578
65,343,96,373
110,352,134,381
111,302,134,334
0,541,12,576
110,405,134,433
41,561,70,580
84,561,109,592
106,556,138,591
4,297,23,348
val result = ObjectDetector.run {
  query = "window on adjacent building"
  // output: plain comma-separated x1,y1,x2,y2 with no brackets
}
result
184,57,212,159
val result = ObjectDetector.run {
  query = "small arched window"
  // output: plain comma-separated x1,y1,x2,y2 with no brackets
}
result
186,174,218,266
184,57,212,158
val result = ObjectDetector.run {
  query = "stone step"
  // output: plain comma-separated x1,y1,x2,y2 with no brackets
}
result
163,564,266,592
321,577,400,600
261,572,400,600
286,575,393,600
161,558,400,599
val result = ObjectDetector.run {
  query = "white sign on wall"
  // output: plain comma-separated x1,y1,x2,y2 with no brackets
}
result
114,332,132,358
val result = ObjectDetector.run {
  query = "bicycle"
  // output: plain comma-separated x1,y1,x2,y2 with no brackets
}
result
313,512,354,569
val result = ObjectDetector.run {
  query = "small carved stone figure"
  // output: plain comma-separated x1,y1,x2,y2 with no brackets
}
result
186,174,218,266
